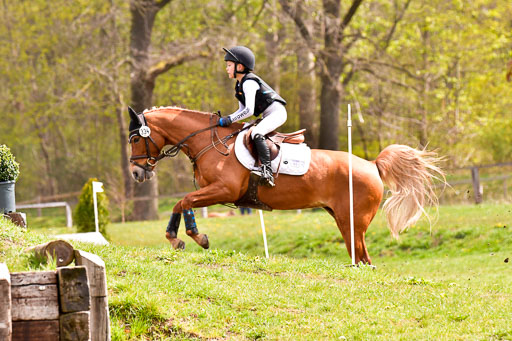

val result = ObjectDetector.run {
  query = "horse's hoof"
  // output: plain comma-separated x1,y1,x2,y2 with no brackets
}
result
200,234,209,249
174,240,186,250
166,233,185,250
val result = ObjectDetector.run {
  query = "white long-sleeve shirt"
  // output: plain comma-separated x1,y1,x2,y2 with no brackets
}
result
227,80,260,123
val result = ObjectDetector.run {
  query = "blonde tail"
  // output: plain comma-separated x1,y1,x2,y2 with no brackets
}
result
375,144,445,238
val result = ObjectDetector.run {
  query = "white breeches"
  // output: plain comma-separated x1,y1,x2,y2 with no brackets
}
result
251,102,287,138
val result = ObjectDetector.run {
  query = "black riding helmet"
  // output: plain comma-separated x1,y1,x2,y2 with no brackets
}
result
223,46,255,77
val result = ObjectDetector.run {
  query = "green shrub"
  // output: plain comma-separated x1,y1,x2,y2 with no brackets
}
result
0,145,20,182
73,178,110,235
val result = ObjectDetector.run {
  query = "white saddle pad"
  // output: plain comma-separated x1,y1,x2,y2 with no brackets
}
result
234,126,311,176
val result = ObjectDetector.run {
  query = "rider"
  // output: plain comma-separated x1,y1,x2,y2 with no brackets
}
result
218,46,287,187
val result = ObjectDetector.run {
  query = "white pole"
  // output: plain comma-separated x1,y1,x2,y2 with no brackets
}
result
92,181,104,234
348,104,356,265
258,210,269,258
93,189,99,233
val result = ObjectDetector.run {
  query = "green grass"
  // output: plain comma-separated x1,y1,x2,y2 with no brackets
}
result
2,204,512,340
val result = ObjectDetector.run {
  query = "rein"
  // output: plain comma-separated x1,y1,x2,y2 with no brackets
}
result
129,113,254,171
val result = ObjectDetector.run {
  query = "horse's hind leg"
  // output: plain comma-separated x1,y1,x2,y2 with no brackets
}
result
326,207,372,265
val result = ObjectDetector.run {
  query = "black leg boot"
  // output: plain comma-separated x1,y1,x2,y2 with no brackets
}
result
253,134,275,187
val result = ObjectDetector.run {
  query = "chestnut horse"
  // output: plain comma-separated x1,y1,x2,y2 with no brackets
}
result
128,106,444,264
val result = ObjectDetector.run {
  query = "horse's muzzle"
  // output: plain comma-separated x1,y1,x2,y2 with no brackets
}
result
131,167,155,182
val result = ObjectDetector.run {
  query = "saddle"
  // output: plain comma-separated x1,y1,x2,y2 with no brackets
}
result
243,127,306,163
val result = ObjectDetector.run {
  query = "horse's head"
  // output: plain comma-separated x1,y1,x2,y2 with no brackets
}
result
128,107,165,183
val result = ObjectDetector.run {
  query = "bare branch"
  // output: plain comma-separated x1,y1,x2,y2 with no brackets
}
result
147,38,211,80
341,0,364,31
382,0,411,50
278,0,314,47
155,0,172,9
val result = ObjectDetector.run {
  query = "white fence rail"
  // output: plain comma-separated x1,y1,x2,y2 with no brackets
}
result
16,202,72,228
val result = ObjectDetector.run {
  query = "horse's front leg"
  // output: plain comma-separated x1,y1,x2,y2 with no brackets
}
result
167,184,237,249
165,209,186,250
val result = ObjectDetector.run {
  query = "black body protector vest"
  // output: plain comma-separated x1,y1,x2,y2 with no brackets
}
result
235,73,286,117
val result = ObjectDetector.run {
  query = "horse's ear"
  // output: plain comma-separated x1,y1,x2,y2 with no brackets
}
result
128,106,138,122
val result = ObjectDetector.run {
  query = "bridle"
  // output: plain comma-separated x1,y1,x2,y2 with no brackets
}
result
129,112,254,172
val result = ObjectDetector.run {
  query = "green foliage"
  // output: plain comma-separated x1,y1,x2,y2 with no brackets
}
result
479,118,512,162
73,178,110,235
0,145,20,182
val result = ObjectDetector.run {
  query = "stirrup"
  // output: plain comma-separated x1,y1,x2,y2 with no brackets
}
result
252,165,275,188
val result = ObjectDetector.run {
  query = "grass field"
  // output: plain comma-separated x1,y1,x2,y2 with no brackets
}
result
2,204,511,340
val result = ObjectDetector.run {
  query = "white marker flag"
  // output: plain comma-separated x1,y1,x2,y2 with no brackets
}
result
92,181,104,193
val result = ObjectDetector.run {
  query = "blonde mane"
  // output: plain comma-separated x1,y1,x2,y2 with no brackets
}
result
142,106,213,117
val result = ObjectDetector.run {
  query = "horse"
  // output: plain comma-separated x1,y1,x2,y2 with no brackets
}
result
128,106,445,264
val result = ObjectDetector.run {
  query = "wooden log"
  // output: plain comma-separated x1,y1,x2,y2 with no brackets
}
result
60,311,90,341
10,271,59,321
0,263,11,341
58,266,90,313
25,240,75,267
12,320,59,341
75,250,110,341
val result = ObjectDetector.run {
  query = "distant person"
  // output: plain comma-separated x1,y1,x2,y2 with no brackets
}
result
218,46,287,188
239,207,252,215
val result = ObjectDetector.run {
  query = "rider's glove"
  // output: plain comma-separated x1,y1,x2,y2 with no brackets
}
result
219,116,232,127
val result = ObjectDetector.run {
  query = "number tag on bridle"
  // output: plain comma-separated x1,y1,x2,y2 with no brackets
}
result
139,126,151,137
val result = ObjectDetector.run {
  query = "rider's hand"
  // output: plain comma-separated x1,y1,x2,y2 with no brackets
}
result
219,117,232,127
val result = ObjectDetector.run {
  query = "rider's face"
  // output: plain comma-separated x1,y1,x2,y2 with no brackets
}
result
226,61,235,78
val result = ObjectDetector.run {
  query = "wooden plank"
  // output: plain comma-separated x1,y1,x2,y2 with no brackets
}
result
58,266,90,313
74,250,107,297
12,320,59,341
11,284,59,321
91,296,110,341
10,271,57,286
60,311,90,341
0,263,11,341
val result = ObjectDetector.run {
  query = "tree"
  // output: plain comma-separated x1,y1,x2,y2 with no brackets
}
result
280,0,364,150
129,0,213,220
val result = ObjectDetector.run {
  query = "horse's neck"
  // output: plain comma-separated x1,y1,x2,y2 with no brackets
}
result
147,108,215,148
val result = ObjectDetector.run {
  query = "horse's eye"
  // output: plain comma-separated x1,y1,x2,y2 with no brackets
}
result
133,137,140,144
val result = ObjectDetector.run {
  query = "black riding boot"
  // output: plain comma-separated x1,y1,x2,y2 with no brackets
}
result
253,134,275,187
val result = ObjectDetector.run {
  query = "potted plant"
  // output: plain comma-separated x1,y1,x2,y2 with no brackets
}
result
0,144,20,213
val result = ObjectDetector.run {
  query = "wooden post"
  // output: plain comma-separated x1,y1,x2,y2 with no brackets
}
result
471,167,483,204
60,311,90,341
58,267,90,313
25,240,75,267
0,263,11,341
75,250,110,341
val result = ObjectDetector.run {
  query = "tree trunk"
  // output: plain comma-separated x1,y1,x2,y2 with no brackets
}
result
264,9,281,94
115,107,133,201
318,68,342,150
295,2,317,147
128,0,162,221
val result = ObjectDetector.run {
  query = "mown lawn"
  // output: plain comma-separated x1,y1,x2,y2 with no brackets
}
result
1,204,511,340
